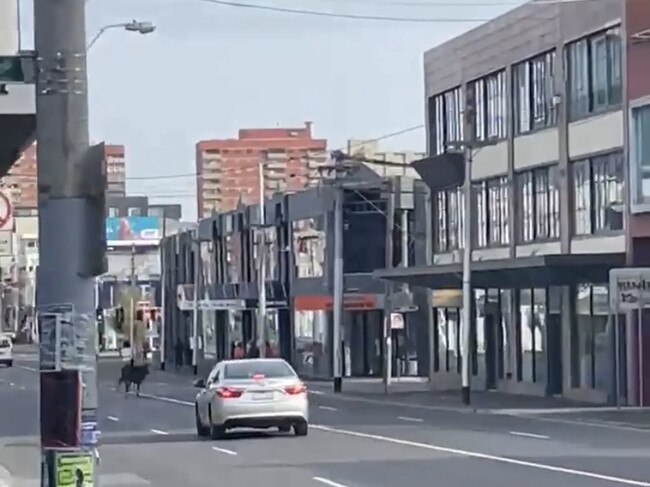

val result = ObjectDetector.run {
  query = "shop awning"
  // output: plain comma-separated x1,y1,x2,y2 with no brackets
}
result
373,253,626,289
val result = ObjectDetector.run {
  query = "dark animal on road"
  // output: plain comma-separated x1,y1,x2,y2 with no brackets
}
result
118,363,150,396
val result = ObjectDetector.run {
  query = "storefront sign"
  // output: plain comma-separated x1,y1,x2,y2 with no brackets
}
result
294,294,380,311
609,268,650,312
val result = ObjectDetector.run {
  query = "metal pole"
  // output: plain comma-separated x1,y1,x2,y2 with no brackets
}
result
332,186,343,392
34,0,100,483
637,278,644,407
258,160,267,358
461,147,473,405
192,239,199,375
130,244,136,365
614,311,621,407
160,216,167,370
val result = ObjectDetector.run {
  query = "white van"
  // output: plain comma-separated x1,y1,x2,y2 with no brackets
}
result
0,335,13,367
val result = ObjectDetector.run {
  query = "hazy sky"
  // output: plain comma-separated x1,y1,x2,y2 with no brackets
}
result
19,0,523,220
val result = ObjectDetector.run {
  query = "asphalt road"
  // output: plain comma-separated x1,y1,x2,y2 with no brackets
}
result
2,355,650,486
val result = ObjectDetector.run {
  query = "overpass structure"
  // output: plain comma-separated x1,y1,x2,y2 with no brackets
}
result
0,0,36,176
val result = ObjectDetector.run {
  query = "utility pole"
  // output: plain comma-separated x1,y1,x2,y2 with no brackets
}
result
332,185,343,392
461,145,473,406
130,243,136,365
257,159,267,358
35,0,105,484
191,237,199,375
159,215,167,370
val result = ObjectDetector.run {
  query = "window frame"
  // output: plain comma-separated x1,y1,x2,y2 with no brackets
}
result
428,86,464,156
434,186,465,253
566,26,622,121
516,165,561,243
513,50,557,135
570,151,624,236
473,176,510,248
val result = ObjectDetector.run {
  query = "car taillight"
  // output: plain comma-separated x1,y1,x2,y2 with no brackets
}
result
216,387,243,399
284,383,306,395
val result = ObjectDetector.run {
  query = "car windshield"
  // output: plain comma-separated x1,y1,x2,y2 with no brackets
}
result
224,360,295,380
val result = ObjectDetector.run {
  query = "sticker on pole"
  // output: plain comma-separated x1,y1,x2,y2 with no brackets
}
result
54,451,94,487
390,312,404,330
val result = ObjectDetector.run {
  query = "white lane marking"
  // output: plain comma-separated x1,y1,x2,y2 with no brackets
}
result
9,382,14,387
18,365,38,373
150,429,169,436
138,392,193,406
310,390,325,396
19,386,25,391
107,416,119,422
398,416,424,423
313,476,350,487
136,391,649,485
509,431,549,440
516,414,650,434
312,425,650,487
318,406,338,411
212,446,237,456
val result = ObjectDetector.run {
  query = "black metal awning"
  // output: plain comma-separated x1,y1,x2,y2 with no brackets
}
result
373,253,626,289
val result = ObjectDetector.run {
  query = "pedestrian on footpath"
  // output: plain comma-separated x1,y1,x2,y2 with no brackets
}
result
233,342,245,359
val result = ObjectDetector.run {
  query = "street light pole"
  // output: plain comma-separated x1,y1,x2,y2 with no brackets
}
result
258,159,267,358
461,145,473,406
192,238,199,375
86,20,156,51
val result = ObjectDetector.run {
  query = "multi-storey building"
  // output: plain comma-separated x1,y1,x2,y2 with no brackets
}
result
376,0,650,405
196,122,327,217
104,144,126,197
1,142,127,209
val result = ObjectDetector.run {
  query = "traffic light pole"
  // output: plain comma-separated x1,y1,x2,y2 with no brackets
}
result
35,0,102,485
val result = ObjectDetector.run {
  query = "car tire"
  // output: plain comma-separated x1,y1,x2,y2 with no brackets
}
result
7,361,12,368
278,425,291,433
195,405,209,438
208,408,226,440
294,422,308,437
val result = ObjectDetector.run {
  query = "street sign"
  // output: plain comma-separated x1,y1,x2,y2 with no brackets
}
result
0,56,28,83
609,267,650,312
390,312,405,330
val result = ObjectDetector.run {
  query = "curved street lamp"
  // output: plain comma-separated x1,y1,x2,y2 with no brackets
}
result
87,20,156,51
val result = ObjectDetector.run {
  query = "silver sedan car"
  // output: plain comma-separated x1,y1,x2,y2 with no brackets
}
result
193,358,309,439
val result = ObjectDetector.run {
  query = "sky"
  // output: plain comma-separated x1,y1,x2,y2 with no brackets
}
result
18,0,526,220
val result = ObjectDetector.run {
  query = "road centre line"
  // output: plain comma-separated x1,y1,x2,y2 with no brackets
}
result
313,476,350,487
150,429,169,436
107,416,119,422
398,416,424,423
212,446,237,456
509,431,549,440
319,406,338,411
137,391,650,486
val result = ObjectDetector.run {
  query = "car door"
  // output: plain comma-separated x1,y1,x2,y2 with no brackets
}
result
198,365,220,423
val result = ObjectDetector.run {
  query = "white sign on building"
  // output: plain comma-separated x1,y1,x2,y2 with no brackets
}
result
609,267,650,312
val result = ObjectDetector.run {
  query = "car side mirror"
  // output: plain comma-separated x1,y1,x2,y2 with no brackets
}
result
193,378,206,389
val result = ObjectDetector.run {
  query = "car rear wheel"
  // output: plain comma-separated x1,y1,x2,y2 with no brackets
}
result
294,422,308,437
7,361,11,367
278,425,291,433
208,408,226,439
195,405,209,438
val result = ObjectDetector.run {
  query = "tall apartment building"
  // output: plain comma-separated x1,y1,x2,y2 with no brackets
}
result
196,122,327,216
104,144,126,197
0,142,127,210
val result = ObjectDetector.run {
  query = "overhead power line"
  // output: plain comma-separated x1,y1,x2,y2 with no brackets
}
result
198,0,491,21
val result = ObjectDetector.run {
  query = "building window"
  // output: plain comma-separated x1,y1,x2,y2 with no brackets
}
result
435,187,464,252
128,207,141,216
518,288,546,384
566,27,622,120
435,308,461,373
470,71,506,141
474,176,509,248
513,51,557,134
572,284,611,391
632,105,650,204
428,87,464,155
516,165,560,243
108,207,119,217
571,151,624,235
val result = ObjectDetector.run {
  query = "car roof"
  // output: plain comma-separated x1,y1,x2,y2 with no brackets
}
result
221,358,288,365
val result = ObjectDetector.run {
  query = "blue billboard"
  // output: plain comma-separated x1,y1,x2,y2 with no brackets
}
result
106,217,161,245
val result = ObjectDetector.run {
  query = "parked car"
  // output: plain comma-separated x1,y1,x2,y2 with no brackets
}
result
0,335,13,367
